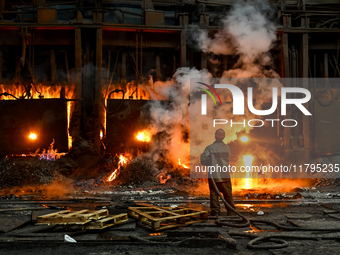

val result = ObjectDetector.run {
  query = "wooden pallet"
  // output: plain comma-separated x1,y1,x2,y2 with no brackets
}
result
128,206,208,231
36,209,109,225
36,209,129,230
85,213,129,229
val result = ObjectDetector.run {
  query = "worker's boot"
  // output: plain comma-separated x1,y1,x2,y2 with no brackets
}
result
209,211,220,218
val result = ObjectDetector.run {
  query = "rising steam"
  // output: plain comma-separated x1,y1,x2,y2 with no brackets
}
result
139,0,281,180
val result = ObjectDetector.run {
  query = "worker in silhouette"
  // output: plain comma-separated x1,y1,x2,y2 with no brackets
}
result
201,128,235,217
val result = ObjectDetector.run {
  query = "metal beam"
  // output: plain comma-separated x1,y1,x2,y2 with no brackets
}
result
324,52,329,78
0,50,2,83
72,28,82,141
301,34,309,78
283,33,292,151
50,49,57,83
180,30,186,67
155,53,162,81
301,33,310,151
94,28,103,151
102,30,180,48
0,28,75,45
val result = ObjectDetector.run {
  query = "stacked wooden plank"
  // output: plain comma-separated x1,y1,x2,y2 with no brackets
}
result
36,209,128,230
128,206,208,231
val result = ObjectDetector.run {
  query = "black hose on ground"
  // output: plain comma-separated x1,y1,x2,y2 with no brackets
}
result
209,176,250,228
209,176,340,249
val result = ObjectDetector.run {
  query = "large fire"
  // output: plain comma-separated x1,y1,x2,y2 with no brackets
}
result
0,84,75,149
102,83,151,139
107,154,129,181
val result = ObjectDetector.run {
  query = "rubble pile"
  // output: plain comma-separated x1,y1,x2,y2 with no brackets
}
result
115,156,159,185
242,192,303,200
0,157,57,188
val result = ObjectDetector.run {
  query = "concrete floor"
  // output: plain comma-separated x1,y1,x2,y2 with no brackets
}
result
1,184,340,254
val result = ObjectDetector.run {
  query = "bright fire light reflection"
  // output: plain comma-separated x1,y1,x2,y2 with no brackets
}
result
240,136,249,142
28,132,37,140
243,155,254,189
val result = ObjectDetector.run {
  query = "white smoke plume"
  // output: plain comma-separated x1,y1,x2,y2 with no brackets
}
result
140,0,281,177
189,0,278,78
144,68,211,167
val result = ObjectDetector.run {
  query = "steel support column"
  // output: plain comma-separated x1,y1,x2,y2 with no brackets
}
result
180,30,186,67
0,50,2,82
94,28,103,151
155,52,162,81
324,53,329,78
120,50,127,84
50,49,57,83
301,33,310,150
282,33,290,77
72,28,82,141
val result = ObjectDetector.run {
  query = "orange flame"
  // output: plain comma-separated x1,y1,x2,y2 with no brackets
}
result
107,154,129,182
102,83,151,137
0,84,75,149
103,82,150,100
136,129,152,142
159,174,171,184
178,158,189,169
35,139,65,161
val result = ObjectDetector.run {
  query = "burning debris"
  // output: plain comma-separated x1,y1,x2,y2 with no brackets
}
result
135,129,153,143
34,139,66,161
106,154,130,182
113,156,160,186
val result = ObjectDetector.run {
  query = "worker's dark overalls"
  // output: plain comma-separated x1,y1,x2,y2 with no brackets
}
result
201,140,235,215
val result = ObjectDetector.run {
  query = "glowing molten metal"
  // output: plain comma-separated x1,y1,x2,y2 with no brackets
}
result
243,155,254,189
136,130,152,142
29,132,37,140
107,154,128,181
